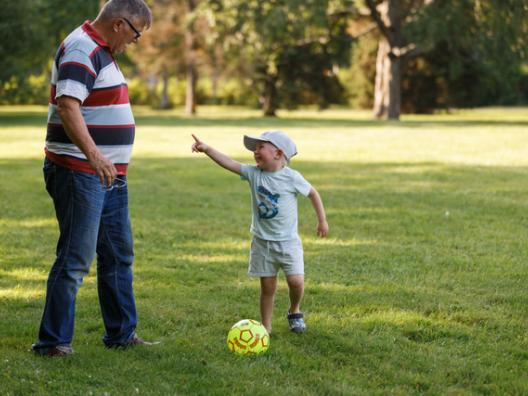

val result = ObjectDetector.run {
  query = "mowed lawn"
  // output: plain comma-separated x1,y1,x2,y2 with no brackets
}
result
1,106,528,395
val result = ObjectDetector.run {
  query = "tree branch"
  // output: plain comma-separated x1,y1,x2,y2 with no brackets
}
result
349,23,378,39
390,43,421,59
365,0,394,44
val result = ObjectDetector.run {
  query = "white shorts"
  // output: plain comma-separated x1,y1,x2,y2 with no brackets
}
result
248,236,304,277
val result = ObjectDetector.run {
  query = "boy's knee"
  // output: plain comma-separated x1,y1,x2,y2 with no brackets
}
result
286,275,304,289
260,277,277,295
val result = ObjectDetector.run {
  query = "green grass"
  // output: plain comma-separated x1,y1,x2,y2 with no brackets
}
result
1,105,528,395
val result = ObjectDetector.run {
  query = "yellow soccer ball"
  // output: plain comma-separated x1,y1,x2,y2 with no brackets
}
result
227,319,270,356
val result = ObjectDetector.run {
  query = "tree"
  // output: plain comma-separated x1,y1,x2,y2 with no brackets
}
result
360,0,435,120
401,0,528,110
0,0,99,103
349,0,528,118
185,0,199,115
131,0,212,114
209,0,353,116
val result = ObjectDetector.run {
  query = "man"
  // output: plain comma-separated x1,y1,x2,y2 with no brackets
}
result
32,0,154,357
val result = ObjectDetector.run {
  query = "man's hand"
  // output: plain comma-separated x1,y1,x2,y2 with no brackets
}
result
191,134,209,153
88,150,118,188
56,95,117,187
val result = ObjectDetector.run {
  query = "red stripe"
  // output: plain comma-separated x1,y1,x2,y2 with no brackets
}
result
82,21,111,51
49,85,57,105
86,124,135,129
89,46,103,59
83,85,129,107
60,61,97,78
45,148,128,175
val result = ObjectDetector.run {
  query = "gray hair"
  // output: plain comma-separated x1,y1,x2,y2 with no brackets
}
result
99,0,152,28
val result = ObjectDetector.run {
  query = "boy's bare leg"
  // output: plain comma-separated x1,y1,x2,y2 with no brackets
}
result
286,275,304,313
260,276,277,333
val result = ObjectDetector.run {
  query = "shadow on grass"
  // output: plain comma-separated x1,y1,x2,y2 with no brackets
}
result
2,157,527,298
1,110,527,128
2,156,528,394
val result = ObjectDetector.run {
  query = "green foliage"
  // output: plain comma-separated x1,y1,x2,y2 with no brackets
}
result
215,79,260,106
340,34,378,109
342,0,528,113
1,0,527,111
127,77,156,106
2,106,528,394
403,0,528,110
209,0,353,111
0,0,101,106
0,0,49,82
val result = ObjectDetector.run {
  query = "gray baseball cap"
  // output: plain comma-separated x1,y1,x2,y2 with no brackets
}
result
243,131,298,160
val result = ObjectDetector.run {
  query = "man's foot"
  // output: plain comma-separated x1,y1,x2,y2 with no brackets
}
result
33,345,74,357
106,334,161,349
126,334,160,347
287,311,306,333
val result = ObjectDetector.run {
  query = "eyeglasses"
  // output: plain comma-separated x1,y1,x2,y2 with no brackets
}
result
122,17,141,40
103,177,127,191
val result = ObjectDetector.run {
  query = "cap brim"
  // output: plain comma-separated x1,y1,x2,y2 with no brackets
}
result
243,135,268,152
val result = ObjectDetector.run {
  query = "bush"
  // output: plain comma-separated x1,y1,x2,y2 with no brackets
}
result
0,73,48,105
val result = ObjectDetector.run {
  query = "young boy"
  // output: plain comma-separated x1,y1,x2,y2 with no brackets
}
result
191,131,328,334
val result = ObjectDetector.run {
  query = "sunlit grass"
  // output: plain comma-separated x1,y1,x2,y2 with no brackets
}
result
1,106,528,395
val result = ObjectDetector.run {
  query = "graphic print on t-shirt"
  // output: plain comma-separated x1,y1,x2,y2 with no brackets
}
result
257,185,280,219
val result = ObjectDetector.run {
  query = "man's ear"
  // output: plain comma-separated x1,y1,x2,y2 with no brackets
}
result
113,18,123,32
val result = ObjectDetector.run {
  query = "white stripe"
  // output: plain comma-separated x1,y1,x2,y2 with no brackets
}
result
46,142,85,159
47,103,134,125
63,27,98,55
51,64,58,84
93,64,126,89
46,142,133,164
82,104,134,125
56,80,89,103
60,49,96,75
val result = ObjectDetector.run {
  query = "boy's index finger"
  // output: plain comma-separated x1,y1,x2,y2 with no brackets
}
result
192,134,200,143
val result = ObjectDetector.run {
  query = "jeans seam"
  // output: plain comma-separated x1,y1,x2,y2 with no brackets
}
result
101,219,127,337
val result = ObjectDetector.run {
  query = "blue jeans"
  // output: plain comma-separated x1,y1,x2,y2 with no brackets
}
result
33,158,137,350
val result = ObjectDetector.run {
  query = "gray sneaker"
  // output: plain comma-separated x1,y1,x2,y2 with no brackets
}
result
287,311,306,333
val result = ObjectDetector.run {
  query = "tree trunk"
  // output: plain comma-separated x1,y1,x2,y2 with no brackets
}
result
262,75,278,117
185,63,197,115
185,0,198,116
210,44,221,105
367,0,403,120
373,39,401,120
159,67,171,109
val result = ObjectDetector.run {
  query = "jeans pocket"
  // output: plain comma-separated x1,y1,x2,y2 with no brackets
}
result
72,171,106,210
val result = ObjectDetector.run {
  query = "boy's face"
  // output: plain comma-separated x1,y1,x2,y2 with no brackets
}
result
253,141,283,169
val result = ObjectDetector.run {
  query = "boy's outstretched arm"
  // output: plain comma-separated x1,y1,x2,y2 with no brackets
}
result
192,134,242,175
308,187,329,237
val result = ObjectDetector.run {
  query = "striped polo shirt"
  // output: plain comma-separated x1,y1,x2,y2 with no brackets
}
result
45,21,134,175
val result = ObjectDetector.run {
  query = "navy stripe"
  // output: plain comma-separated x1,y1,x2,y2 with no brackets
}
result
90,48,114,74
46,124,135,145
58,63,96,91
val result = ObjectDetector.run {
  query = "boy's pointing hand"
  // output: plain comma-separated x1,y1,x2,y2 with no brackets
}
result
191,134,209,153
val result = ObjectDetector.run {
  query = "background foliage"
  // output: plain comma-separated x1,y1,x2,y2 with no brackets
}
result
0,0,527,112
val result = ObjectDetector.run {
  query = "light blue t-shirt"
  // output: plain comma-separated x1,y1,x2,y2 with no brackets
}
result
240,164,312,241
